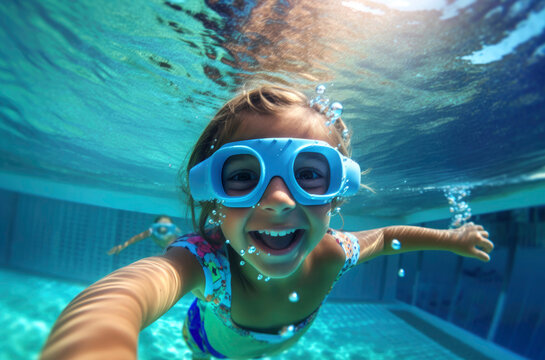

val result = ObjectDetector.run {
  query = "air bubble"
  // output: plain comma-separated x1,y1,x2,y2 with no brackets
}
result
264,277,270,282
289,292,299,303
391,239,401,250
398,268,405,277
240,249,245,256
326,102,343,123
248,246,256,254
444,186,472,229
257,274,263,280
280,324,295,337
240,260,245,266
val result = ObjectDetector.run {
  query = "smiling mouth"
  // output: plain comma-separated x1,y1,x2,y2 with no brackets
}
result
249,229,305,254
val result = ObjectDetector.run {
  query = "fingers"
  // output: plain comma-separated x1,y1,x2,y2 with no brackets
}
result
479,238,494,253
474,249,491,262
473,232,494,262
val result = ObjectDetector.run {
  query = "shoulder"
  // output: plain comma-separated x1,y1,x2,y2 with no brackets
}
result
311,229,348,266
166,231,227,300
314,229,360,270
163,233,219,295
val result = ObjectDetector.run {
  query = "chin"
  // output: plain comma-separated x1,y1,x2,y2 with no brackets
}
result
254,255,306,279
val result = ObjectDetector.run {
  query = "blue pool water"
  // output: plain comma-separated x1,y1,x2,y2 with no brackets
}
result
0,268,520,360
1,0,545,359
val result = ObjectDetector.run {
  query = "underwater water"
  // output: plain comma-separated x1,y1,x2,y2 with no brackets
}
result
1,0,545,359
0,0,544,220
0,268,499,360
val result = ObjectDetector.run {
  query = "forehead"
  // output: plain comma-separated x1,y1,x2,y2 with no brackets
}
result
231,106,332,144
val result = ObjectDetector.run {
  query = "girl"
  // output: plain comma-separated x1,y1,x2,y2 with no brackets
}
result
107,215,181,255
40,85,493,360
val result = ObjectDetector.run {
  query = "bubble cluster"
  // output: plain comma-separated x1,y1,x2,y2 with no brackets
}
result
207,204,226,226
310,84,330,110
325,102,343,126
444,186,472,228
309,84,344,128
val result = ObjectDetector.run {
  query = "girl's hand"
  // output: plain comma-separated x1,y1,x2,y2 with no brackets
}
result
448,222,494,262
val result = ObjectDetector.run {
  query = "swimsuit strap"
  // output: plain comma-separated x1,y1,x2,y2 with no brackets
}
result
168,232,230,304
327,228,360,282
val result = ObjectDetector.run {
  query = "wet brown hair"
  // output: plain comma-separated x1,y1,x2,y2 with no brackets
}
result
179,85,352,244
153,215,172,223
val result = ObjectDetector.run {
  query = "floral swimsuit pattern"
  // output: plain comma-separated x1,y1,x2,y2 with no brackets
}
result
168,228,360,355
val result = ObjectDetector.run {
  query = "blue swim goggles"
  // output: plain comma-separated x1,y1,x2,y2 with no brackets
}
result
189,138,360,207
151,223,177,237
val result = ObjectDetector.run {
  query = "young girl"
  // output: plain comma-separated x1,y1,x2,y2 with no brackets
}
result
40,85,493,360
107,215,181,255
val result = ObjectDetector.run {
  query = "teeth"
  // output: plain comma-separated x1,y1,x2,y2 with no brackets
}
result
257,228,297,237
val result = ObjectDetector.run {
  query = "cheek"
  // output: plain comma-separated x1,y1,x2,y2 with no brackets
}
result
307,205,331,227
219,207,249,233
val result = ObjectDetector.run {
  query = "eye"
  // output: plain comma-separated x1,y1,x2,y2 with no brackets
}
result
222,154,261,195
296,168,322,180
228,170,259,183
293,152,330,194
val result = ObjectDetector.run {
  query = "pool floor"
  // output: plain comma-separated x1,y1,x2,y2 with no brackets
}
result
0,268,518,359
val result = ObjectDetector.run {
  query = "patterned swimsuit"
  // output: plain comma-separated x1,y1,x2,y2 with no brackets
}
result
168,229,360,358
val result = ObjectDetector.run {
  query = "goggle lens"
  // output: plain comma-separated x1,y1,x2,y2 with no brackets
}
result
293,152,330,195
221,154,261,196
220,152,331,198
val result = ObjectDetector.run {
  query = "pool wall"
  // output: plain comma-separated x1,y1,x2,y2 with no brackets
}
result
0,188,543,359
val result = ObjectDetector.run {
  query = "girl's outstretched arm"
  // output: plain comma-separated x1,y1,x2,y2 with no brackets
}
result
108,229,152,255
353,222,494,264
40,247,203,360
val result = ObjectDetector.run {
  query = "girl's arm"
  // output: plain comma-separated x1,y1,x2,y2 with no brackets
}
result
353,222,494,264
40,247,203,360
108,229,152,255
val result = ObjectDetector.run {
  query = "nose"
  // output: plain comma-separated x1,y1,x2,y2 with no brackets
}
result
259,176,296,213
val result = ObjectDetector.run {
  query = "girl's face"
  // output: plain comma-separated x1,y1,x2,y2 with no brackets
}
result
219,107,334,279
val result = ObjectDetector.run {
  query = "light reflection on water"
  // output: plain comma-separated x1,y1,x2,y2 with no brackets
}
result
0,268,464,359
0,0,544,219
